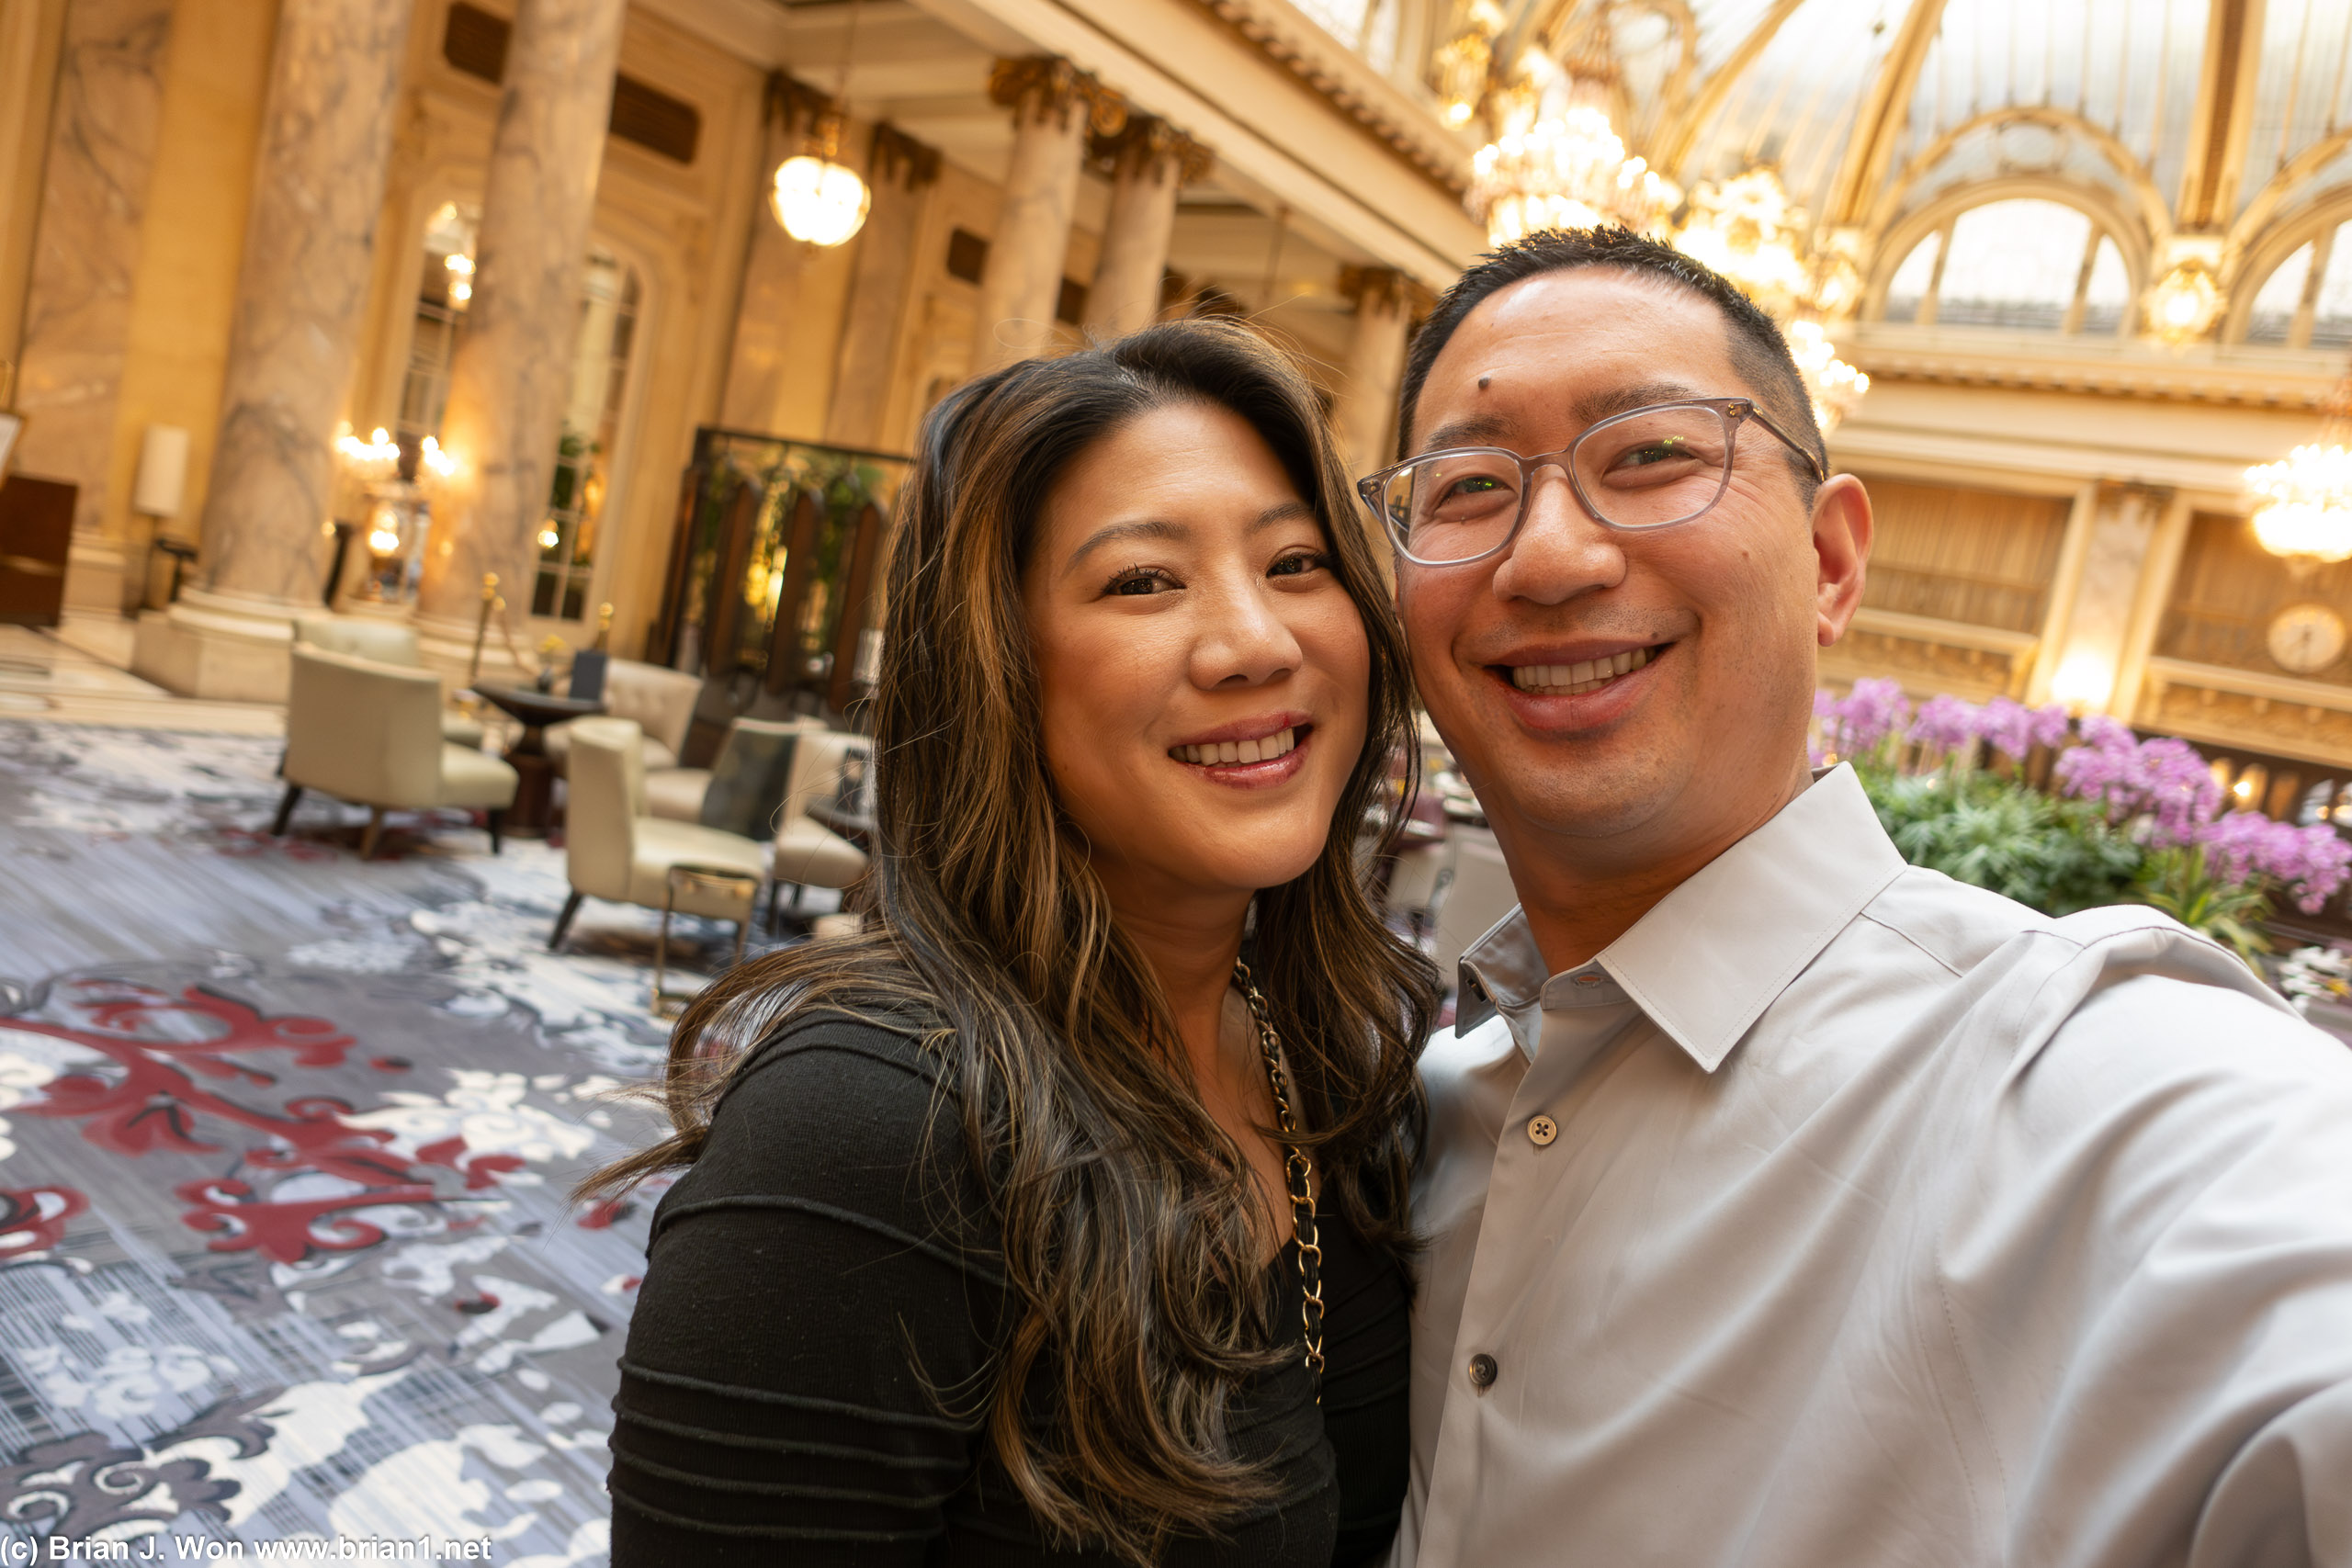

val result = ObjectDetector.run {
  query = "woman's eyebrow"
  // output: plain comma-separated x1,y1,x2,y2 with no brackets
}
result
1068,517,1186,570
1250,500,1314,533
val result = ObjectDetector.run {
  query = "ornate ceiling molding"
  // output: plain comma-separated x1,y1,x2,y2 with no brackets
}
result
1190,0,1475,195
1851,327,2343,410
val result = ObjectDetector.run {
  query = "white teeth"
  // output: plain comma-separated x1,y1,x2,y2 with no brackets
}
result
1172,727,1299,766
1511,646,1653,694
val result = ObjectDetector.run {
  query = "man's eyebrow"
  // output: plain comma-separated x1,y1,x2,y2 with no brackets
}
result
1417,380,1708,457
1416,414,1514,455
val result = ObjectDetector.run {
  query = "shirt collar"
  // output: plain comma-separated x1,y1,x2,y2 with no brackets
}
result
1456,763,1908,1072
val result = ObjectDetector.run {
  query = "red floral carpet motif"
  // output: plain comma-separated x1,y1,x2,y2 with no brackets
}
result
14,983,524,1264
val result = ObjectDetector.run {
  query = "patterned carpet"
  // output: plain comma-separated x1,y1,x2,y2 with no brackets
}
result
0,720,796,1562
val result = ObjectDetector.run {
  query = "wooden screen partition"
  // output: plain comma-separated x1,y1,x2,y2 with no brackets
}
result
0,474,74,626
1859,477,2071,633
2158,511,2352,686
651,428,910,729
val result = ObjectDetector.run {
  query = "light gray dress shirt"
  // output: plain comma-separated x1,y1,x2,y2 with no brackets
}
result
1398,764,2352,1568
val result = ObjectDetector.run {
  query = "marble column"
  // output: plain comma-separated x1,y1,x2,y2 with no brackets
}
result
1083,118,1208,341
719,74,830,432
2042,482,2173,716
9,0,174,613
824,124,941,449
188,0,417,611
415,0,627,643
1331,266,1420,482
970,57,1121,375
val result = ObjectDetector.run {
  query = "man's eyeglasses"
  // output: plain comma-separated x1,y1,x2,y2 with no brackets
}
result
1357,397,1827,568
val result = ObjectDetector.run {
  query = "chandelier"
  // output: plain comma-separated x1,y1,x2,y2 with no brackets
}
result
1470,107,1677,246
766,0,871,249
1671,167,1870,434
2145,259,2223,352
2245,371,2352,564
772,145,870,246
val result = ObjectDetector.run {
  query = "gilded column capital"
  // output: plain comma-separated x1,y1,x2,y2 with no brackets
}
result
1090,115,1214,186
1340,265,1436,317
988,55,1126,137
869,123,942,193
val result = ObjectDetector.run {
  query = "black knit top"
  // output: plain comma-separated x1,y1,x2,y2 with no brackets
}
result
607,1014,1411,1566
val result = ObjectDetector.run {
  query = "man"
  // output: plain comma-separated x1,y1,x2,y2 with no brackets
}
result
1381,228,2352,1566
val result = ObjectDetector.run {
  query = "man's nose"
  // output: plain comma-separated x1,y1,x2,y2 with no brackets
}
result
1194,579,1303,688
1490,462,1627,604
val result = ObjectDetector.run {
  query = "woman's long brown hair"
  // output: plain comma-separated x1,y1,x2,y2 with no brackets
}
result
583,318,1437,1562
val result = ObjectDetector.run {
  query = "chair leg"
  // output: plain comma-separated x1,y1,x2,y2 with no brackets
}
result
359,807,385,860
549,890,583,952
487,809,503,855
763,878,781,937
269,784,303,837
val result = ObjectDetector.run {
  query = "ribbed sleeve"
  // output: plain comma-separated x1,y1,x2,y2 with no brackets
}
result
610,1020,1001,1564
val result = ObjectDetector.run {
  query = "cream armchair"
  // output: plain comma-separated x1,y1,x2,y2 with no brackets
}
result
290,615,484,748
546,660,701,774
550,716,770,952
269,647,518,858
766,729,871,932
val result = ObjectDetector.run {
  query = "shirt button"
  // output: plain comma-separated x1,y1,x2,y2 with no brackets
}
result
1526,1114,1557,1146
1468,1352,1498,1389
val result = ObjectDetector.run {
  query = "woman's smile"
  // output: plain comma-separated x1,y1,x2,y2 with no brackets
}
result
1169,712,1317,786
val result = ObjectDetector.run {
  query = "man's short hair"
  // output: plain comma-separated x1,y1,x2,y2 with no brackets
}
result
1396,226,1827,506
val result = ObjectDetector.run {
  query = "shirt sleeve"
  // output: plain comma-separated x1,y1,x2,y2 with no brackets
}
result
606,1022,1003,1566
1978,973,2352,1567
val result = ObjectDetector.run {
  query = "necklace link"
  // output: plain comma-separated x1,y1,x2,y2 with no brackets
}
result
1233,960,1327,1391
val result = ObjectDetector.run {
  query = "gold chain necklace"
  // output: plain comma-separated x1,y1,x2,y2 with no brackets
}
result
1233,959,1326,1395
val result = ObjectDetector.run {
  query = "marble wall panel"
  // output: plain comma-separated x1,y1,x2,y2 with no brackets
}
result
10,0,173,537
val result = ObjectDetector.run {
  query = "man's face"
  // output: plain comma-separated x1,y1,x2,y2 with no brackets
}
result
1395,268,1866,870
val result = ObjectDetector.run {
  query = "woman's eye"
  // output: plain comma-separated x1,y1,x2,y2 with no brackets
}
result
1268,551,1329,579
1107,568,1176,596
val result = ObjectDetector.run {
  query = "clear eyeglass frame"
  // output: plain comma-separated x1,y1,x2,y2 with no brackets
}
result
1357,396,1828,568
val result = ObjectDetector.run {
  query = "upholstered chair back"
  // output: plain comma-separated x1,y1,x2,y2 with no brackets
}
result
292,615,424,668
781,730,868,830
601,660,702,762
563,716,647,902
284,648,446,809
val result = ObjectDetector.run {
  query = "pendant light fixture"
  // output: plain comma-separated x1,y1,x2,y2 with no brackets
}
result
768,0,871,248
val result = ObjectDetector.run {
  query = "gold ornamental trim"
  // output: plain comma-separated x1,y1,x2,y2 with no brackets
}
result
989,56,1126,137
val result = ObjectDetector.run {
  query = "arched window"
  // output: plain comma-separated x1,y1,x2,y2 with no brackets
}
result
2239,219,2352,348
1880,197,2131,334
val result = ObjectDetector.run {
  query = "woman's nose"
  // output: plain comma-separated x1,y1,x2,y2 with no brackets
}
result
1491,463,1628,604
1193,579,1303,688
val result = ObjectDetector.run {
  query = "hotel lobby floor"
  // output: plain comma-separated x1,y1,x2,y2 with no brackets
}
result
0,705,803,1557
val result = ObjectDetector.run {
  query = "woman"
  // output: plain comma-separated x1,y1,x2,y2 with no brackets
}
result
591,319,1437,1565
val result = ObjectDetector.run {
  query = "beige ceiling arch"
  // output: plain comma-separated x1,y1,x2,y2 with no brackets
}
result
2230,125,2352,265
1651,0,1810,175
1871,105,2174,253
1822,0,1949,227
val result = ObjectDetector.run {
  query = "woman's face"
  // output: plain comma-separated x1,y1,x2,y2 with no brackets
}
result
1023,400,1373,919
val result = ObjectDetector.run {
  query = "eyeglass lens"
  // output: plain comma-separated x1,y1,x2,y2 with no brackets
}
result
1379,403,1737,562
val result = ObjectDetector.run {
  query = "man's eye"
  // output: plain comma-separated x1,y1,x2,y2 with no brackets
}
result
1620,440,1686,468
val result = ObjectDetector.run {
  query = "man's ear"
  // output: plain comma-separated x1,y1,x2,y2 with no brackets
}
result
1811,474,1871,647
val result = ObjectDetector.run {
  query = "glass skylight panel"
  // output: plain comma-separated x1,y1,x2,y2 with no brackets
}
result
1935,199,2092,330
2311,222,2352,347
1883,231,1941,323
2078,236,2132,334
2246,243,2313,344
1289,0,1374,52
2238,0,2352,216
